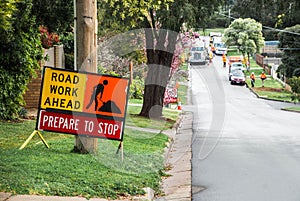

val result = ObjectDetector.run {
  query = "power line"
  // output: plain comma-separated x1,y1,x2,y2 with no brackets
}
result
218,12,300,36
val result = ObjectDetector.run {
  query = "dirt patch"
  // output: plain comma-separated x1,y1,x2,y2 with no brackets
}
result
253,87,284,92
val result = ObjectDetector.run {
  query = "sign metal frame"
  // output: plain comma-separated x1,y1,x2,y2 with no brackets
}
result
20,66,130,150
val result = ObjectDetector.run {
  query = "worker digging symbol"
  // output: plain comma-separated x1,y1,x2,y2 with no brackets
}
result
86,79,121,114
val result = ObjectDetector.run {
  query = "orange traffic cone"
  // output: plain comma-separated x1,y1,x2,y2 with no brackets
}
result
177,98,182,110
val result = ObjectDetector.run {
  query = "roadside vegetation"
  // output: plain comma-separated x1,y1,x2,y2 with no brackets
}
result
282,107,300,112
0,102,181,199
0,54,187,198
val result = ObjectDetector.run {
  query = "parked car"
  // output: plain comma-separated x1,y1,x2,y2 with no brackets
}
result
230,62,244,71
229,62,245,81
230,70,246,85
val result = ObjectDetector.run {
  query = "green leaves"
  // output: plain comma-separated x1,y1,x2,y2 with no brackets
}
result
0,0,43,120
277,25,300,78
0,0,18,30
224,18,264,55
289,76,300,102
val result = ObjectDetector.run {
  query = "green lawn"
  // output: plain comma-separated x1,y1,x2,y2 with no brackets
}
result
126,105,180,129
128,98,143,105
244,68,265,77
246,77,294,102
227,50,241,56
246,77,283,88
283,107,300,112
0,104,181,199
253,90,293,101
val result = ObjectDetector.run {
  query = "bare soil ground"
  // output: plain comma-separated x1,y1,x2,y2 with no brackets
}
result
254,87,285,92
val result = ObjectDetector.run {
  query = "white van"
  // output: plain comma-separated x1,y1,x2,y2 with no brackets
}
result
214,42,228,55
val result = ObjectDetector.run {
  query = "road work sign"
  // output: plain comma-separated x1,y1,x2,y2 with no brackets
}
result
164,87,178,104
37,66,130,141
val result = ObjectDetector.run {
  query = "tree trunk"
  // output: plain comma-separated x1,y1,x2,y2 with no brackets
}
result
73,0,98,154
139,28,178,118
247,52,251,69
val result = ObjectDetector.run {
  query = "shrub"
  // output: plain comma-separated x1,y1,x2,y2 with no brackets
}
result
39,25,60,49
288,76,300,103
129,76,144,99
0,0,43,120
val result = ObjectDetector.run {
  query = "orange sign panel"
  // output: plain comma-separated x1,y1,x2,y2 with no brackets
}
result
83,74,129,118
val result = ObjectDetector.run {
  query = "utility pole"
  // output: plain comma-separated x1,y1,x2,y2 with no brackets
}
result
74,0,98,153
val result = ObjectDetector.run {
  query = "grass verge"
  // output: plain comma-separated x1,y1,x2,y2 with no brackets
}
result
246,77,294,102
0,104,181,199
282,107,300,112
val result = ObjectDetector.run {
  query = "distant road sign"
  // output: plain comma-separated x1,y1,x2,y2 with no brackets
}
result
164,87,178,104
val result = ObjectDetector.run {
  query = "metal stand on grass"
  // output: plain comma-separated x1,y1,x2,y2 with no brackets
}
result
19,130,50,150
116,141,124,161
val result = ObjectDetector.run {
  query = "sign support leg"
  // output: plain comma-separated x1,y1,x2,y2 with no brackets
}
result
116,141,124,161
19,130,49,150
36,131,50,148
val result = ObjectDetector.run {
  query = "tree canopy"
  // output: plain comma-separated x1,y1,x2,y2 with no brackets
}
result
31,0,74,33
277,24,300,78
224,18,264,58
228,0,300,39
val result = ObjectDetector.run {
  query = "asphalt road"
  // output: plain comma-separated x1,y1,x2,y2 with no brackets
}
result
188,55,300,201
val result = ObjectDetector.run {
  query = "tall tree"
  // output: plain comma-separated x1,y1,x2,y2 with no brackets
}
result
277,25,300,78
278,0,300,28
231,0,276,27
223,18,264,67
101,0,224,118
230,0,300,39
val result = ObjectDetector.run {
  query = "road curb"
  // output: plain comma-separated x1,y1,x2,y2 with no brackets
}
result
280,108,300,113
158,111,193,201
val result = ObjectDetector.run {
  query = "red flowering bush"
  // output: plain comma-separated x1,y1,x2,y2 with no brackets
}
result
39,25,60,48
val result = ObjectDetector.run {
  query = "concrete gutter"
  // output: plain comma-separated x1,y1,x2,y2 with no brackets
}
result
157,112,193,201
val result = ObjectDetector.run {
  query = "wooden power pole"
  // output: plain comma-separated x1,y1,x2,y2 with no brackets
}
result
74,0,98,153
